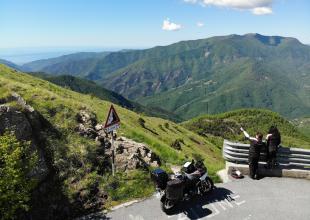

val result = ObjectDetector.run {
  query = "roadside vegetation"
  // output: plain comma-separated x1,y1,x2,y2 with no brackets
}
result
291,117,310,138
0,133,37,220
183,109,310,149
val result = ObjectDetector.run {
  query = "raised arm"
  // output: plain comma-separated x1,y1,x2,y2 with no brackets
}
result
240,127,256,141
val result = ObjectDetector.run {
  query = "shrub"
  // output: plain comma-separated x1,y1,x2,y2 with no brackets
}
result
158,124,166,132
0,133,37,220
170,139,184,150
164,122,169,129
192,153,204,162
138,117,146,128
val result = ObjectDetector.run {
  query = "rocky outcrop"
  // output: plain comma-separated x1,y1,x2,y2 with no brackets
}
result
0,95,49,182
113,137,160,171
0,105,33,140
75,110,98,138
75,110,161,172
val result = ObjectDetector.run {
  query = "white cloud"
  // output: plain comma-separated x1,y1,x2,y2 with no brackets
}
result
162,19,182,31
184,0,273,15
197,22,205,27
252,6,272,15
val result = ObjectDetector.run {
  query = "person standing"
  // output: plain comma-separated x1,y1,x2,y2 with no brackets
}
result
240,127,265,179
266,126,281,169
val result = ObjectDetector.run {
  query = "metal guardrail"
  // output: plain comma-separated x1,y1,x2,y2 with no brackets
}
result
223,140,310,168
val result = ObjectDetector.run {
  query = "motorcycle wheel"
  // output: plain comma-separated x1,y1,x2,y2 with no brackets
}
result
199,177,214,195
160,194,176,213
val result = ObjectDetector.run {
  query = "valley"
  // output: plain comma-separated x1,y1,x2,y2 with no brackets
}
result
5,34,310,120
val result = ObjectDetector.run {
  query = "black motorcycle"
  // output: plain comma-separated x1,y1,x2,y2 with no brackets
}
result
151,160,214,213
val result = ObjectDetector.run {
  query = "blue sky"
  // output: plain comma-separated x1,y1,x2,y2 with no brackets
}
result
1,0,310,50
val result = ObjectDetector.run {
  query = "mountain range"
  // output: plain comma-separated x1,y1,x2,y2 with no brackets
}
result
3,33,310,120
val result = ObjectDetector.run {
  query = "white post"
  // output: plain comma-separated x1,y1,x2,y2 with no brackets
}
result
111,130,115,176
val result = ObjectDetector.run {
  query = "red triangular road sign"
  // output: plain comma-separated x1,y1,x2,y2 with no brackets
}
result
104,105,120,131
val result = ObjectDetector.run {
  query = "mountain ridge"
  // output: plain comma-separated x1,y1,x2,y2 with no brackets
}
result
5,33,310,119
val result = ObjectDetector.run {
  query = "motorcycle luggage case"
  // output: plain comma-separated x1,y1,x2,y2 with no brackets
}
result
151,168,168,190
166,179,184,200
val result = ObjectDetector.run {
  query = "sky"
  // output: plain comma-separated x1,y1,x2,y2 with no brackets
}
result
1,0,310,52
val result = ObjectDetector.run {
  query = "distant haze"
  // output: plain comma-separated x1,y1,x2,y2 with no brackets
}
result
0,47,129,64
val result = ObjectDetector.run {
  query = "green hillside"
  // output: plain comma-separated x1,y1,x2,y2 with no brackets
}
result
101,34,310,119
30,73,182,122
183,109,310,149
22,52,110,76
21,34,310,120
291,117,310,138
0,64,223,219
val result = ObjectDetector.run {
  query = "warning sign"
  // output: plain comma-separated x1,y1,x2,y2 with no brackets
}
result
104,105,120,133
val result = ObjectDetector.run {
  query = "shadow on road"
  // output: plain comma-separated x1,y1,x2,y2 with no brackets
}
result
75,212,111,220
166,187,234,219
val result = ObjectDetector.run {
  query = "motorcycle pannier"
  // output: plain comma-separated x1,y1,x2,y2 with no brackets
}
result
151,168,168,190
166,179,184,200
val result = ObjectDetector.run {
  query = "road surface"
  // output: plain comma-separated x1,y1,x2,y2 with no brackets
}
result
90,177,310,220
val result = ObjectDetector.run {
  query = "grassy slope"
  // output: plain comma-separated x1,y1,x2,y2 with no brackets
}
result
29,73,183,122
0,64,223,206
183,109,310,149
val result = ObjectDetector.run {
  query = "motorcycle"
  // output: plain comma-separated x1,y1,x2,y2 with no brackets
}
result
151,160,214,213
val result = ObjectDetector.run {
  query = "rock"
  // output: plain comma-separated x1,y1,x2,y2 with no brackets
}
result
11,92,35,112
95,124,103,131
139,146,149,158
110,137,161,172
117,136,125,141
115,144,124,154
97,130,106,139
75,123,96,138
76,110,97,127
75,110,108,141
0,105,33,140
150,161,160,167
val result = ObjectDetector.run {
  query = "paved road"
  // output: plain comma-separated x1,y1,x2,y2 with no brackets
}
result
99,177,310,220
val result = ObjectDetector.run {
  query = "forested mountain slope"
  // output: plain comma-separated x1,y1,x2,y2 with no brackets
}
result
21,34,310,119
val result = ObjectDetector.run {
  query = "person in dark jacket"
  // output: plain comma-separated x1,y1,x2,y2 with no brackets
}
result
266,126,281,169
241,127,265,179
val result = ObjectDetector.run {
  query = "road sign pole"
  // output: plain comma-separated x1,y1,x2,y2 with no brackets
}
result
104,105,120,177
111,130,115,176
